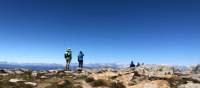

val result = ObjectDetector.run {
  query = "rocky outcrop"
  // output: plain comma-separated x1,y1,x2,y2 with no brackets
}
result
193,64,200,74
178,83,200,88
1,69,15,74
130,80,170,88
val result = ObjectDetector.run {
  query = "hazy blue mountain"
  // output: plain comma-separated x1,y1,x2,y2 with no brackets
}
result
0,61,123,70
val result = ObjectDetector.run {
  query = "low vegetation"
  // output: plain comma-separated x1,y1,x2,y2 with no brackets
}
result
110,82,126,88
85,77,95,83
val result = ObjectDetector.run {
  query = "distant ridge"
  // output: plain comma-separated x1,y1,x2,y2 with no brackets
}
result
0,61,125,70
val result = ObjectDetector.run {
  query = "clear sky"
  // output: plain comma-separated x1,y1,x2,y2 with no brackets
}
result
0,0,200,65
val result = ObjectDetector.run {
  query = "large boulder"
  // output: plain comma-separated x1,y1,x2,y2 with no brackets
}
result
178,83,200,88
2,69,15,74
0,69,9,76
0,69,6,73
31,71,38,77
193,64,200,74
9,78,24,83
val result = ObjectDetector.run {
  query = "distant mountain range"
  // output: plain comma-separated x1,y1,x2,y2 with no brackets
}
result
0,61,126,70
0,61,190,71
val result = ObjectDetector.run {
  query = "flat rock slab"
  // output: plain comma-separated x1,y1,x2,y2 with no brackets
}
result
9,78,24,83
24,82,37,86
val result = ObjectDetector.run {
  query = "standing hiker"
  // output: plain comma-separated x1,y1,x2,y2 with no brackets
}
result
64,48,72,70
78,51,84,68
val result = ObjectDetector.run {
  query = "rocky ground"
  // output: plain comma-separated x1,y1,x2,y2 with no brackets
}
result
0,64,200,88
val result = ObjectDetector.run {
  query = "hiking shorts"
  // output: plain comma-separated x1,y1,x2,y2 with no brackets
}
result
66,58,71,64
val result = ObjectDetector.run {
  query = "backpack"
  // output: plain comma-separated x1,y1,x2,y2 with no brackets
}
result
78,53,84,61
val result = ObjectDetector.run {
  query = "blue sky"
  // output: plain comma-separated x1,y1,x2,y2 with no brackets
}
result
0,0,200,65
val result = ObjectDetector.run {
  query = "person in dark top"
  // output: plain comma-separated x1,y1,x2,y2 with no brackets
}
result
136,62,141,67
78,51,84,68
130,61,135,68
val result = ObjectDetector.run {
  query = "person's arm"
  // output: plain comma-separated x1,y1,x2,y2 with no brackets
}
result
71,52,72,59
64,53,66,58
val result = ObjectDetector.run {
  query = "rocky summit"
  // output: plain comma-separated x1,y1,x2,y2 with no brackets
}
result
0,64,200,88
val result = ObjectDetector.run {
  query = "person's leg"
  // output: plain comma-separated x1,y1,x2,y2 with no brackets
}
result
65,59,68,70
78,61,81,68
68,59,72,70
82,61,84,68
81,60,83,68
66,59,70,70
66,64,69,70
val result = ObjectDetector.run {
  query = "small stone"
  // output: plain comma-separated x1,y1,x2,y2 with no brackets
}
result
31,72,38,77
58,81,65,85
40,76,48,79
65,71,72,73
24,82,37,86
19,68,30,72
48,70,57,73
